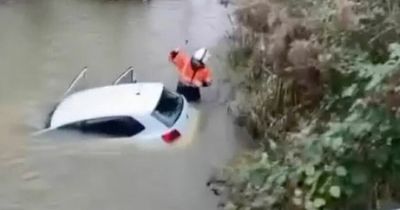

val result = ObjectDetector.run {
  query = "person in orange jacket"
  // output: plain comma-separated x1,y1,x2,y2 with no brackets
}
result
169,47,213,102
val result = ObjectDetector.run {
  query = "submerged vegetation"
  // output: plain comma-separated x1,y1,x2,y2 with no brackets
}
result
216,0,400,209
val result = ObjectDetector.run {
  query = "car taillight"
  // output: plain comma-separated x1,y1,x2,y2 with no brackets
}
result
162,129,181,143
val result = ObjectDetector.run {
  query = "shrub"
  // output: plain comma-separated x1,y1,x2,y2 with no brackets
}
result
217,0,400,209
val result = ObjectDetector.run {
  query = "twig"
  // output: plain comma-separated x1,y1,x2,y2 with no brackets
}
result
262,65,274,76
227,13,235,26
368,26,395,45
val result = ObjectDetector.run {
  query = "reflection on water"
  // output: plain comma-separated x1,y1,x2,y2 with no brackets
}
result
0,0,245,209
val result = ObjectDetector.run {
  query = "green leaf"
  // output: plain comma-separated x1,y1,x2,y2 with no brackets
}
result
370,147,389,166
345,111,361,122
394,156,400,165
265,195,278,206
305,177,314,186
342,84,357,97
309,171,323,195
349,122,373,136
292,197,302,206
331,136,343,150
251,195,266,208
305,200,315,210
269,139,277,150
306,144,323,164
259,152,269,164
366,71,386,90
305,165,315,176
335,166,347,176
344,187,354,196
329,186,341,198
294,188,303,197
224,202,237,210
324,165,334,172
389,43,400,58
318,176,332,194
276,173,287,185
351,169,368,185
313,198,326,208
249,169,267,186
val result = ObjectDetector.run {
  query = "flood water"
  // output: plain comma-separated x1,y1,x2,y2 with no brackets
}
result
0,0,245,209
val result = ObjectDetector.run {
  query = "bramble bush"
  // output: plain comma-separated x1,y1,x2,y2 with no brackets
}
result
218,0,400,209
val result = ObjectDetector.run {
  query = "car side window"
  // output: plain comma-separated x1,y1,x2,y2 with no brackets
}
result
58,116,145,138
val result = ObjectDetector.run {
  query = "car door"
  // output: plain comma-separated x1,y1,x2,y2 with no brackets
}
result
132,114,168,140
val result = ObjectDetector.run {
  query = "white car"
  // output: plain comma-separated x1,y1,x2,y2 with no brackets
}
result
34,67,193,147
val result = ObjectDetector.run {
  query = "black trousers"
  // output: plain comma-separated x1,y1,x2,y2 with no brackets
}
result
176,81,201,103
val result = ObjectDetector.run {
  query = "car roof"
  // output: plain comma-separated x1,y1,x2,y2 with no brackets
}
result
49,82,164,128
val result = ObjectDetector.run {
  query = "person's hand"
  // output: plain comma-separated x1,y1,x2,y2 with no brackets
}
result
169,48,180,60
169,51,178,59
202,81,211,87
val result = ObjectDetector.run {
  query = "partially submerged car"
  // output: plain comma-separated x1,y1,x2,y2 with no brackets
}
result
34,66,193,147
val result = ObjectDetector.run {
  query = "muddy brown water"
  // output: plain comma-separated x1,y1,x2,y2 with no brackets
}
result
0,0,247,209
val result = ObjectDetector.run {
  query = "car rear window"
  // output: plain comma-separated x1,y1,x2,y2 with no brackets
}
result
151,88,184,127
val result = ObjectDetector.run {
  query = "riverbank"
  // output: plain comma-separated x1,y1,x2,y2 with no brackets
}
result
215,0,400,209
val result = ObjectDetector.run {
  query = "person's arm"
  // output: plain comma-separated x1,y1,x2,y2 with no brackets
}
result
201,67,213,87
169,49,189,70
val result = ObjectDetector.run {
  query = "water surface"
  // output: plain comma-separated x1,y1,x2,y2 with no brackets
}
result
0,0,244,209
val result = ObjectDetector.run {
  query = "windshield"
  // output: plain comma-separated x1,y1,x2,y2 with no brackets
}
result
151,88,184,127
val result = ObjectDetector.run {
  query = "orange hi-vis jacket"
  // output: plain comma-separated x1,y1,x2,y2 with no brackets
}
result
169,50,212,87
